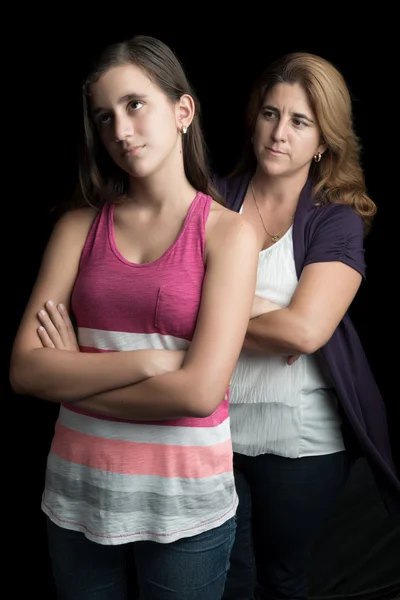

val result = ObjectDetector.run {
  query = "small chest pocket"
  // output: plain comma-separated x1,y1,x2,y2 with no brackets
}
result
154,287,200,339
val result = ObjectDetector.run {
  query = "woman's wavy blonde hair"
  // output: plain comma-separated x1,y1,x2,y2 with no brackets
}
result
232,52,376,233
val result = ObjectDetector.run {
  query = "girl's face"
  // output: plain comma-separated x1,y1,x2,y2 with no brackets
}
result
91,63,182,180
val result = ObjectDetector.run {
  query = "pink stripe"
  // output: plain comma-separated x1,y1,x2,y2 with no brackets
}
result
79,346,113,353
64,397,229,427
50,423,233,478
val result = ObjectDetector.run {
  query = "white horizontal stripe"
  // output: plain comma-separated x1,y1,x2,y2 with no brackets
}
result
42,496,237,545
78,327,189,352
58,405,231,446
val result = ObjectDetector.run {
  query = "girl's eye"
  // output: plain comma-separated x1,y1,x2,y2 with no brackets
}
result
129,101,143,111
98,114,112,125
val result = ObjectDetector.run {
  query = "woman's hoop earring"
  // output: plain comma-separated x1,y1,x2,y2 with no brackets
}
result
314,152,322,162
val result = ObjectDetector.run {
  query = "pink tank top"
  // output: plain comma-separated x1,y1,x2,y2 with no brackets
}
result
41,192,237,545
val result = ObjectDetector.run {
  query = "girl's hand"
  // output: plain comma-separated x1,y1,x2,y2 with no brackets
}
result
37,301,79,352
150,350,187,377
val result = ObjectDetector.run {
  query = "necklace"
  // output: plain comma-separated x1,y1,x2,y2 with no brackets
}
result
250,180,293,243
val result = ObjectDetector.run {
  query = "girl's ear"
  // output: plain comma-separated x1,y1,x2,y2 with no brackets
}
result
176,94,195,133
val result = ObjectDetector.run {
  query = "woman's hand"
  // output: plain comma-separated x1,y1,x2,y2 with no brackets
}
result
37,301,80,352
287,354,301,365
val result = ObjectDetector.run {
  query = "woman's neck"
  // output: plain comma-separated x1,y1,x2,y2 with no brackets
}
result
251,168,308,210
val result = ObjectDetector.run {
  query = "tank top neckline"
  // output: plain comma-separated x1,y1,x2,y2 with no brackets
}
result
107,190,203,268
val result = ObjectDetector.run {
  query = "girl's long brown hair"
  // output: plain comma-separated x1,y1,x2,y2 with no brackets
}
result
74,35,224,208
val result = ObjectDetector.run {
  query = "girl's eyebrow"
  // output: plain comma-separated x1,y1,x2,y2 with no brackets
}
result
92,93,148,116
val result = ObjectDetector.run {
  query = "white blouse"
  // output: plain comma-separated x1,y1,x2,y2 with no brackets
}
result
229,226,345,458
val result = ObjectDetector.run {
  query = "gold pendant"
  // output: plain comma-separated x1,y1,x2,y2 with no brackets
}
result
271,235,280,243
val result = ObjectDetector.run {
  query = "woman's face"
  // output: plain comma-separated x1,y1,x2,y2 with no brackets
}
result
253,82,326,178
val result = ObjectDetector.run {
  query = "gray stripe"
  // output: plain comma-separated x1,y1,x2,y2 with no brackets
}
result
47,454,234,494
45,468,236,517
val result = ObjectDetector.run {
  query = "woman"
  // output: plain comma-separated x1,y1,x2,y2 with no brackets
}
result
9,35,258,599
213,52,400,600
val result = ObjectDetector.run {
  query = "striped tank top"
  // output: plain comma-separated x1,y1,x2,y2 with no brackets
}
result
41,192,237,545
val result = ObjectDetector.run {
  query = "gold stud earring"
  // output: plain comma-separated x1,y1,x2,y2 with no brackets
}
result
314,152,322,162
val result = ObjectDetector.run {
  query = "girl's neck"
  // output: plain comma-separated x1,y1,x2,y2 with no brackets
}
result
126,161,196,211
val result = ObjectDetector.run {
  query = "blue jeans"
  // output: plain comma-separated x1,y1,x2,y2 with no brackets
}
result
47,517,236,599
222,451,350,600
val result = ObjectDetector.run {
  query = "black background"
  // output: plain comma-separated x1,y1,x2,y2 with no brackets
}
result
6,11,398,599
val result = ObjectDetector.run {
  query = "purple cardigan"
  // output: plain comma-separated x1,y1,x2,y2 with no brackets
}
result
213,172,400,516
